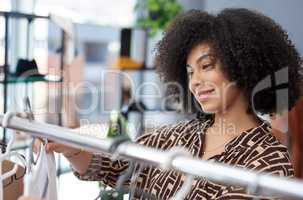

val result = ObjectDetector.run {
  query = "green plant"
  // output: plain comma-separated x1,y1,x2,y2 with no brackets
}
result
135,0,183,37
107,110,128,138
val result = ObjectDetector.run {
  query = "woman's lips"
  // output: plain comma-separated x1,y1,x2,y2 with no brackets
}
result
197,89,215,101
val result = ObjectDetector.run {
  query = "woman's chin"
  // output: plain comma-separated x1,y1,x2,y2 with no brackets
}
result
200,103,220,114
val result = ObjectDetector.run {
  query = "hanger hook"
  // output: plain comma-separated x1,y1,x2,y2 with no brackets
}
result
161,147,195,200
248,175,261,200
170,174,194,200
108,136,130,161
2,112,18,153
2,111,17,128
160,146,191,171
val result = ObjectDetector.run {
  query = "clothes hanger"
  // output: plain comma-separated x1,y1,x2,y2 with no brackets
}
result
93,136,159,200
23,97,42,167
92,136,128,200
0,135,18,200
8,97,40,197
1,108,48,199
110,146,195,200
115,161,134,191
113,138,162,200
0,112,27,200
93,136,131,200
171,174,194,200
1,117,27,188
21,98,49,199
248,175,261,200
1,151,27,188
160,147,195,200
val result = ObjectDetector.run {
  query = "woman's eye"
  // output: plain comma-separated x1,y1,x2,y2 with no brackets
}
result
201,64,213,70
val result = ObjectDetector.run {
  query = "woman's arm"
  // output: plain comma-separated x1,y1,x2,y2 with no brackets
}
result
45,140,131,186
44,123,106,175
214,138,294,199
45,142,92,175
18,196,42,200
44,124,162,186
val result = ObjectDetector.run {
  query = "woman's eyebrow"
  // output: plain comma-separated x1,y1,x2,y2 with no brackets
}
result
196,53,211,64
186,53,212,69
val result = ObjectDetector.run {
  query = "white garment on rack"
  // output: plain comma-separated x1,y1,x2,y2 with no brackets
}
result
24,145,57,200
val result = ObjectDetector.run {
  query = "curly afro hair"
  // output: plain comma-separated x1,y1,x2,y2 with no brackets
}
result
155,8,303,117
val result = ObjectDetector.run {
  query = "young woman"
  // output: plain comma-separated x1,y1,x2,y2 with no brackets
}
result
44,8,302,199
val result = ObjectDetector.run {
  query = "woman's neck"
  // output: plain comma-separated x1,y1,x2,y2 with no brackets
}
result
212,110,260,138
201,93,264,159
208,96,262,141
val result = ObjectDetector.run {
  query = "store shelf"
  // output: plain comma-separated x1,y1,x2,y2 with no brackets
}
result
0,11,49,19
0,75,63,84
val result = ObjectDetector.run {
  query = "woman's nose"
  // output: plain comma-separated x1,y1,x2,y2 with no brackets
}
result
190,71,204,90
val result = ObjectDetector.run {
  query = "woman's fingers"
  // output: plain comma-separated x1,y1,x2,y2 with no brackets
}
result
45,142,77,156
45,142,63,153
32,138,42,154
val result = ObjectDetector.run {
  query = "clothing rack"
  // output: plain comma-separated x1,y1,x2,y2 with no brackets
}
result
0,114,303,199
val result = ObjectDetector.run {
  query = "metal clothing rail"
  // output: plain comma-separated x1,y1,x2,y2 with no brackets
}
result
0,11,49,19
1,114,303,199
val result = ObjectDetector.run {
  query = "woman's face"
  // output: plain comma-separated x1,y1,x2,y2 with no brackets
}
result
186,43,243,114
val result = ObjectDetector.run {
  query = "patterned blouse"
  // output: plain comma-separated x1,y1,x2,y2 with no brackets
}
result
74,118,294,200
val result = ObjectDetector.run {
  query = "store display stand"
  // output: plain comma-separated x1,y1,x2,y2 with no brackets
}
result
0,11,66,147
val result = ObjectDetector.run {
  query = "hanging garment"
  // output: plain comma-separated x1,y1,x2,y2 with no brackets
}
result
24,145,57,200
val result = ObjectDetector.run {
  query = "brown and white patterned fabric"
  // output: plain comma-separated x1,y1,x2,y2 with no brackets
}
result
74,118,294,200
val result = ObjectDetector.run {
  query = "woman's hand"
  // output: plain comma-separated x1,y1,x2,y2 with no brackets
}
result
43,126,88,157
45,141,81,158
45,140,93,174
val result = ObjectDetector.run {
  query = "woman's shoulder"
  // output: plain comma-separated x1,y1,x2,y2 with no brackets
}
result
247,122,289,154
226,121,287,152
228,122,294,176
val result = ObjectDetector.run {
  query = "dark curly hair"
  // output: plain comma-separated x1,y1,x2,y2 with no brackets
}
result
155,8,303,118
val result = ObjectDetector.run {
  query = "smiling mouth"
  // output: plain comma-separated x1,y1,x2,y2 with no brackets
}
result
196,89,215,101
